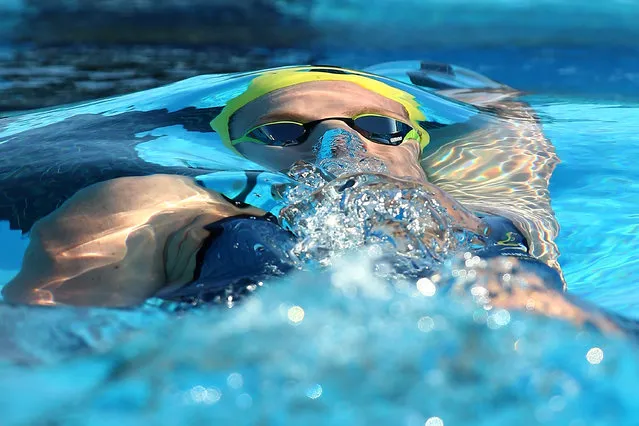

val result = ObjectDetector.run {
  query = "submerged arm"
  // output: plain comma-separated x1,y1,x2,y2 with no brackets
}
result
2,174,264,307
421,94,562,279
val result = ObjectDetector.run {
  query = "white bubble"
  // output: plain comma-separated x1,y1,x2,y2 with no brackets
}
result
190,385,207,403
494,309,511,326
416,277,437,297
306,383,323,399
425,416,444,426
236,393,253,409
586,347,604,364
288,306,305,324
189,386,221,404
417,316,435,332
204,387,222,404
487,309,511,330
227,373,244,389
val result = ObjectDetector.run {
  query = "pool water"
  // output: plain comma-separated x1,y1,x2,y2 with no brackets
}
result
535,96,639,316
1,48,639,425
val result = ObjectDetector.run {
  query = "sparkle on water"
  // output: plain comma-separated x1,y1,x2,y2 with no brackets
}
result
586,347,604,365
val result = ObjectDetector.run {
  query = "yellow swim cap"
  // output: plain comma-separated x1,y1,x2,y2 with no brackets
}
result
210,66,430,154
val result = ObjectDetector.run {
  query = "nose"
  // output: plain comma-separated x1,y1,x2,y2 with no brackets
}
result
306,119,368,161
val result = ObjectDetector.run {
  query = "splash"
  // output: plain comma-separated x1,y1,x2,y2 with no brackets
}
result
281,172,471,269
276,161,479,286
273,127,483,276
313,128,389,177
2,252,638,426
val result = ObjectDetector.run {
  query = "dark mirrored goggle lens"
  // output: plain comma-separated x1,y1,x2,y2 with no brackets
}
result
353,116,413,145
246,122,306,146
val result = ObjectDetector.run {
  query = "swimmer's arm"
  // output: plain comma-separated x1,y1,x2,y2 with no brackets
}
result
419,99,561,272
415,178,487,235
453,256,633,337
412,180,566,295
2,175,264,307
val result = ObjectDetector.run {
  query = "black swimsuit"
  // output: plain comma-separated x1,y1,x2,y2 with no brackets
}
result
155,214,298,304
153,214,639,340
157,213,563,304
474,214,564,292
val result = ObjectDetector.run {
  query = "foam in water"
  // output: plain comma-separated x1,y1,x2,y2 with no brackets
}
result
277,128,481,277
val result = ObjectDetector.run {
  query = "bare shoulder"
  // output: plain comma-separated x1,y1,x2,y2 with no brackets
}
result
3,174,264,307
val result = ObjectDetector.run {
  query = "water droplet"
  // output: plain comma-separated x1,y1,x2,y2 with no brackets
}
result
416,277,437,296
417,316,435,332
425,416,444,426
236,393,253,409
227,373,244,389
287,306,305,324
306,384,323,399
586,347,604,364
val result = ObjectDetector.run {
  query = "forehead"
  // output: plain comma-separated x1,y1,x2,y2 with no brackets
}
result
229,80,410,137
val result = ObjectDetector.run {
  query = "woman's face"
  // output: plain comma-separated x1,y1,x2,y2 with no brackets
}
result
228,81,427,181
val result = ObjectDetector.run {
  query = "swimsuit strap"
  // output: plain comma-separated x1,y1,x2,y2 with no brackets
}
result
475,214,530,257
155,214,298,304
473,214,564,292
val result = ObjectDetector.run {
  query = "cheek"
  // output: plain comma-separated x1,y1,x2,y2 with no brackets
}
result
235,143,306,171
366,143,426,180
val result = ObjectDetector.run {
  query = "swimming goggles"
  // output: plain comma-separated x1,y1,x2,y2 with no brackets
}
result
238,114,418,147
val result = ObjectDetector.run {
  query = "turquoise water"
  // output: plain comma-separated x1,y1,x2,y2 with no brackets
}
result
536,97,639,316
1,49,639,424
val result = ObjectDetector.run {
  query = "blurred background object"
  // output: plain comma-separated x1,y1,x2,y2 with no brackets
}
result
1,0,639,111
0,0,317,111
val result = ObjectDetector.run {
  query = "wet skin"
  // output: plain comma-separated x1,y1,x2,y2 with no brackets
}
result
2,175,265,306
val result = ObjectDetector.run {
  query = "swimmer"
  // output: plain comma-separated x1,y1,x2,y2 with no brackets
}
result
2,66,635,336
